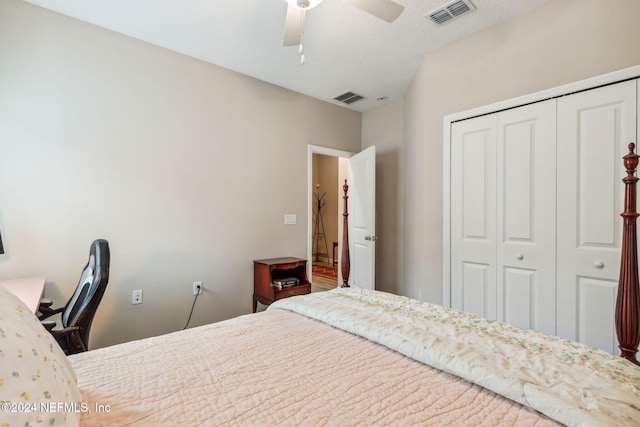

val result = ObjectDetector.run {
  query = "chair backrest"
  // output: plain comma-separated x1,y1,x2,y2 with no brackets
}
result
61,239,110,350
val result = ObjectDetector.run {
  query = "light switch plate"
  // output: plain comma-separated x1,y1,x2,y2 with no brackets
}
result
284,214,296,225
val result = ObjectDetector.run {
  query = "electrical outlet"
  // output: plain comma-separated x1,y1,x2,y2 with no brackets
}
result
193,281,203,295
132,289,143,305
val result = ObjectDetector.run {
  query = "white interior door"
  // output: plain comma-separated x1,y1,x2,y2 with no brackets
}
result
347,146,376,289
496,100,556,335
556,79,637,353
450,115,497,318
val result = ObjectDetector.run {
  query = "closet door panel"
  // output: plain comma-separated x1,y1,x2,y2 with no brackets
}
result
577,277,618,352
557,80,637,352
496,100,557,335
503,267,535,328
450,115,497,319
461,262,491,317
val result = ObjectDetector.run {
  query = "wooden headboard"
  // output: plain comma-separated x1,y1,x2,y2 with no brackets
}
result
339,144,640,364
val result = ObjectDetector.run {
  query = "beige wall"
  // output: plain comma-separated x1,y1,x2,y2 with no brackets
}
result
362,99,404,295
0,0,360,348
402,0,640,304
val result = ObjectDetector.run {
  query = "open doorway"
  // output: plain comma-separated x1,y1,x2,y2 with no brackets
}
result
307,145,351,291
307,144,376,291
311,153,340,291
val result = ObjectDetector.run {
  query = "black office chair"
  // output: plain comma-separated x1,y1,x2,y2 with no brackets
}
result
40,239,110,355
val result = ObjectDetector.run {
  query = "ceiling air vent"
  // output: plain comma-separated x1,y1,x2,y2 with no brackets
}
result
333,91,365,105
427,0,476,25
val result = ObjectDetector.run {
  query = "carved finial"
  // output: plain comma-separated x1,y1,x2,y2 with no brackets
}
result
624,143,639,178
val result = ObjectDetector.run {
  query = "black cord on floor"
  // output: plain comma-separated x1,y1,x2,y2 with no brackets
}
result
182,293,199,330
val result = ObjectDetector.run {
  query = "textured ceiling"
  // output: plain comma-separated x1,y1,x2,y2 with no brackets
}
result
22,0,550,112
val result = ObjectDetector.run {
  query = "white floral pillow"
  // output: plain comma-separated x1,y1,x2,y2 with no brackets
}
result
0,285,81,426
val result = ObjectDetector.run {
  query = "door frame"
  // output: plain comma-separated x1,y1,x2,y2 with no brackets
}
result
307,145,355,285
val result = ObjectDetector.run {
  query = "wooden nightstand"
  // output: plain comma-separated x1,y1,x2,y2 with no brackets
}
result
253,257,311,312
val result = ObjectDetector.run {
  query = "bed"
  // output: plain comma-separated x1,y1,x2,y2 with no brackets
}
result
2,146,640,426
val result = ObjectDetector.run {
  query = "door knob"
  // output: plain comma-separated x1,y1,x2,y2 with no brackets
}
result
593,260,605,269
515,253,524,260
364,235,378,242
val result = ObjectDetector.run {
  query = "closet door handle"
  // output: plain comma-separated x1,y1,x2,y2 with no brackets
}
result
515,253,524,260
593,260,605,269
364,235,377,242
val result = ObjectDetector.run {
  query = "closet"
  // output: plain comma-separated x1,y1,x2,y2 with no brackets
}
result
445,70,639,354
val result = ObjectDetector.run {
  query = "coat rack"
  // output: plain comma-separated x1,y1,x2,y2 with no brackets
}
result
312,191,329,263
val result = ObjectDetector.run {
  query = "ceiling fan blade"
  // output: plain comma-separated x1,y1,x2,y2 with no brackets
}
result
283,4,303,46
341,0,404,23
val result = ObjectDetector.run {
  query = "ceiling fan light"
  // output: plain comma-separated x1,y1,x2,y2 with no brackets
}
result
284,0,324,10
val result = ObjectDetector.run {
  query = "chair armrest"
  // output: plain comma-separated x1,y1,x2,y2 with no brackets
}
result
50,325,79,337
39,298,53,308
41,320,57,331
51,326,86,354
38,306,64,320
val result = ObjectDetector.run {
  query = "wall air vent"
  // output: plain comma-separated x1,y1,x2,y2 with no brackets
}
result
333,91,365,105
427,0,475,25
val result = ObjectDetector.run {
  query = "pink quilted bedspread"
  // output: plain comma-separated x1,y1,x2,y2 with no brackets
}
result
70,305,556,425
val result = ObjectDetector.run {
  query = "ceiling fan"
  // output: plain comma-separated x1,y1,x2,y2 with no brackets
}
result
283,0,405,52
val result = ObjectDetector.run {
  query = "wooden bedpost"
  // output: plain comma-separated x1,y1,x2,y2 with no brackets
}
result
341,180,350,288
616,142,640,365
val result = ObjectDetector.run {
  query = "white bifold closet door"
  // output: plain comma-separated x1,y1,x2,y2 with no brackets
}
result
496,102,556,335
556,80,637,353
450,115,497,320
450,100,556,334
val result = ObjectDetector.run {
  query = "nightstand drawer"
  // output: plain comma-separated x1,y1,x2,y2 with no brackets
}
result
275,284,311,300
